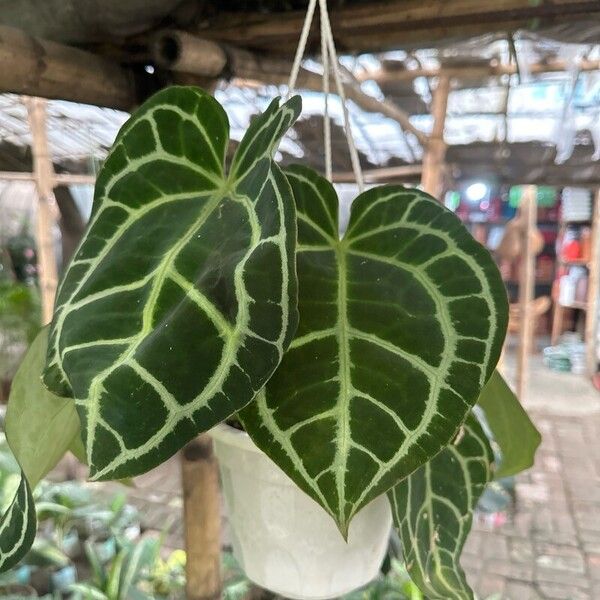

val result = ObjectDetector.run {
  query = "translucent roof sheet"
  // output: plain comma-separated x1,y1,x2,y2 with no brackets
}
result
0,34,597,178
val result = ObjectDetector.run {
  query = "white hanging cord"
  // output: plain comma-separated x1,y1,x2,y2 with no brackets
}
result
320,2,332,182
318,0,365,192
285,0,364,191
287,0,318,96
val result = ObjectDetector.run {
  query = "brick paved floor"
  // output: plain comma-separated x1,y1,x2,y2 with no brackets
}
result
88,351,600,599
463,351,600,599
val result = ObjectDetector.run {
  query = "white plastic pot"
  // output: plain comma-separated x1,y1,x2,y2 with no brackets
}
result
210,424,392,600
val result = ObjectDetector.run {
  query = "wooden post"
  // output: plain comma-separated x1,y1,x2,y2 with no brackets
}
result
516,186,537,401
421,75,450,199
26,97,59,325
585,189,600,374
181,435,222,600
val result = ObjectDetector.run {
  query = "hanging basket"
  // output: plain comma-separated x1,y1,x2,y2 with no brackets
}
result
210,424,392,600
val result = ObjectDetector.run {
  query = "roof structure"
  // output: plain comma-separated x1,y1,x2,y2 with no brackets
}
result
0,1,598,186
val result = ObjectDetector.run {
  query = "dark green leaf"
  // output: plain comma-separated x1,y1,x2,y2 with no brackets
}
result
43,87,301,480
389,414,493,600
478,370,541,479
0,473,36,572
241,166,508,532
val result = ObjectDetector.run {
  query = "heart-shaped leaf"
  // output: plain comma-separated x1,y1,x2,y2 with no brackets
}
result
389,413,493,600
478,370,541,479
240,165,507,532
43,87,301,480
0,473,36,572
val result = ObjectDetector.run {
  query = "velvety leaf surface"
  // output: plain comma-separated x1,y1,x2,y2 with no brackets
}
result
389,414,493,600
478,370,541,479
6,327,81,488
0,473,36,572
43,87,301,480
240,166,508,532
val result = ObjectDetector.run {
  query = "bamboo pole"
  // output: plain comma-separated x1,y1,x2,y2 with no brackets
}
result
0,171,96,185
516,186,537,401
25,97,59,325
152,30,228,77
0,25,137,110
585,189,600,374
420,75,450,199
181,435,222,600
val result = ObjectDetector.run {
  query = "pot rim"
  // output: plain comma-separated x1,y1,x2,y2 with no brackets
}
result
209,422,263,454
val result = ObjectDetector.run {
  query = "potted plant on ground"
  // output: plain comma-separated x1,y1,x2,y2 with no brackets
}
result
0,86,540,600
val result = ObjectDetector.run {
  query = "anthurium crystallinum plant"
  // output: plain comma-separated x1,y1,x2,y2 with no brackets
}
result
1,86,541,600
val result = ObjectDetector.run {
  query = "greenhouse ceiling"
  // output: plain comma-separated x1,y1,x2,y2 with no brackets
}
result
0,1,598,186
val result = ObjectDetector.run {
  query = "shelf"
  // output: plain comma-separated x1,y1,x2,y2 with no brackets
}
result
559,259,590,267
559,301,587,310
504,279,554,285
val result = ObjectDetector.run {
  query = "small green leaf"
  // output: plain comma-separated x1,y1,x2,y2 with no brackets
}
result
6,327,80,488
240,166,508,532
119,538,159,598
0,472,36,571
389,414,493,600
478,370,541,479
43,87,301,481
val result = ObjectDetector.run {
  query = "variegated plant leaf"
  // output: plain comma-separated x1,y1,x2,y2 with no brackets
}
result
240,165,507,533
0,473,36,571
43,87,301,480
478,370,541,479
389,414,494,600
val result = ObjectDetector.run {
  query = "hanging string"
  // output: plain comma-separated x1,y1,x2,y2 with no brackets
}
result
287,0,318,96
286,0,364,192
318,0,364,192
320,1,332,182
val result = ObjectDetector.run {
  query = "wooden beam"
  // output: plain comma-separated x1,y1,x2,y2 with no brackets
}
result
333,164,422,183
357,58,600,84
25,97,59,325
420,76,450,198
516,186,537,401
0,171,96,185
0,25,137,110
197,0,600,55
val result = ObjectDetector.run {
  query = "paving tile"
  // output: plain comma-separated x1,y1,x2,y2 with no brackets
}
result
504,581,541,600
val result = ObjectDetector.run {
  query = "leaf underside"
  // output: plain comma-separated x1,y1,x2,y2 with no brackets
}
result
240,165,508,532
0,327,83,573
43,87,301,480
6,327,81,488
478,370,541,479
389,414,494,600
